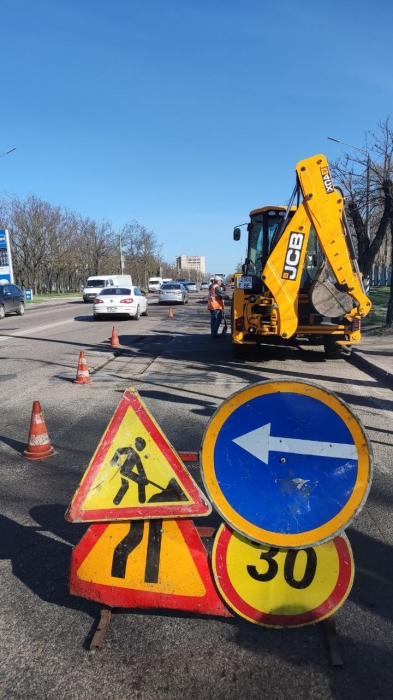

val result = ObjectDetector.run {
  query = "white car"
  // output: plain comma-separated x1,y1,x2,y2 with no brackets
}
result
93,286,148,320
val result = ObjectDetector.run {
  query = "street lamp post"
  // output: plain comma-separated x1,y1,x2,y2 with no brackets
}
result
327,136,371,240
0,147,16,159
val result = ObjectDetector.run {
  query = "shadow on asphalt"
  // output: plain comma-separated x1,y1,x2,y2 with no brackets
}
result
0,507,94,617
0,496,391,692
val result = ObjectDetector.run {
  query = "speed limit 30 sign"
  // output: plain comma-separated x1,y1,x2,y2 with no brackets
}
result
212,523,354,627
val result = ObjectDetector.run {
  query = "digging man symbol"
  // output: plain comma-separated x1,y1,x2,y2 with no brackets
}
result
110,437,188,505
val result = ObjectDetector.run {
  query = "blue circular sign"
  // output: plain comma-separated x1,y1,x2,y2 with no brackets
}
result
201,380,372,548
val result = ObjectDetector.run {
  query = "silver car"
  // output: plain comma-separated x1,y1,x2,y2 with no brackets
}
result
158,282,189,305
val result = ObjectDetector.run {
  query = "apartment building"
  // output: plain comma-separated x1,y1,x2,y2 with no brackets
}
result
175,255,205,277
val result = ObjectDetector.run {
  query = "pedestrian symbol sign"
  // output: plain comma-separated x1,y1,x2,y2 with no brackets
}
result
201,380,372,548
212,523,354,627
70,518,231,616
66,388,211,522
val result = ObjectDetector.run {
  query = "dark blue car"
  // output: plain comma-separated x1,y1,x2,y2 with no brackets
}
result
0,282,25,319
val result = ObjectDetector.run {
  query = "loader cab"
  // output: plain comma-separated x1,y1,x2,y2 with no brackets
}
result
246,206,323,289
247,207,294,275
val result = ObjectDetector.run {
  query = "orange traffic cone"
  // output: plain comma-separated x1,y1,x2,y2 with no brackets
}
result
23,401,55,460
111,326,120,347
74,351,92,384
167,307,174,319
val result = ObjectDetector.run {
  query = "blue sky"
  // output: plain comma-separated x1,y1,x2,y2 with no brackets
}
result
1,0,392,275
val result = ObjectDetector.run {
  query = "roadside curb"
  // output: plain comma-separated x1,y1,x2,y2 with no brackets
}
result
347,350,393,387
90,352,117,374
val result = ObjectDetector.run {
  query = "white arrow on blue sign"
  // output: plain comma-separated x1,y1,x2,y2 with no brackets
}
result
233,423,358,464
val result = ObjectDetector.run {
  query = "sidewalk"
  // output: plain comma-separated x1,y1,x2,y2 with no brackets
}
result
350,327,393,385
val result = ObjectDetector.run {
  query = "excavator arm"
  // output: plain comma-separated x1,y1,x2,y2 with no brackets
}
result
261,154,372,338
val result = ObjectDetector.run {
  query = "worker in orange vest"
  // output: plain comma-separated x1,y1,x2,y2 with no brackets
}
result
207,276,230,338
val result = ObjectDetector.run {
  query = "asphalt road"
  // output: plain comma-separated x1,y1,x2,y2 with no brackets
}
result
1,292,392,700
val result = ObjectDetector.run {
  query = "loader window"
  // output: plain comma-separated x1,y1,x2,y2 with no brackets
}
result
248,210,288,275
300,225,324,290
248,220,263,274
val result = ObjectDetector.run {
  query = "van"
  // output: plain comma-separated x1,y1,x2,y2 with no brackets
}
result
148,277,163,292
82,275,133,302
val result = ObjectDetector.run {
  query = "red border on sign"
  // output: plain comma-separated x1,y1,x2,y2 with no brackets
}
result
213,525,353,626
66,390,210,521
69,519,232,617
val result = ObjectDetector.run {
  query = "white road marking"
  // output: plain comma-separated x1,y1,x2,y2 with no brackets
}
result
0,319,75,342
232,423,358,464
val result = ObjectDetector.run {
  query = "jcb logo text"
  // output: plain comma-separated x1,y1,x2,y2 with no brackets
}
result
282,232,304,281
320,166,334,194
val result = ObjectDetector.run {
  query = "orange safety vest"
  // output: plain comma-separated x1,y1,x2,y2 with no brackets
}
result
207,283,224,310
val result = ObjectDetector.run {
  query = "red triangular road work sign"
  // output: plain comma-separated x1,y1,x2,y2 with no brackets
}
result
70,518,232,616
66,388,211,522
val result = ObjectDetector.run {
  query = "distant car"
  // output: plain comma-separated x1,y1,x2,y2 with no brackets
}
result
186,282,198,293
0,282,25,319
93,286,148,320
159,282,189,305
200,282,209,290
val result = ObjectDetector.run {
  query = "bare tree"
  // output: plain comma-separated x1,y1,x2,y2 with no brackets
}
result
331,119,393,280
78,217,117,277
0,194,177,296
122,220,162,288
7,194,64,293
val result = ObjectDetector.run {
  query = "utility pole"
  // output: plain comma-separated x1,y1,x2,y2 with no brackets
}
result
119,230,124,274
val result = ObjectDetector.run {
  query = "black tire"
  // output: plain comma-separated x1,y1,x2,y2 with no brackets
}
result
232,343,246,359
0,305,5,320
142,305,149,316
16,302,25,316
133,305,140,320
159,302,163,306
323,337,342,359
93,314,101,321
83,299,89,303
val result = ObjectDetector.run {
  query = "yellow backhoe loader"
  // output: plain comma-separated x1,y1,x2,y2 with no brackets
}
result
232,153,371,358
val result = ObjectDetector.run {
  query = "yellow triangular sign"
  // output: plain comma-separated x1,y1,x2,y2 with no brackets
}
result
66,388,211,522
70,519,231,616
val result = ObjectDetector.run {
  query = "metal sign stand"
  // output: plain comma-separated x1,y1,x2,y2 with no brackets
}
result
90,606,112,651
323,615,343,667
85,521,344,666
